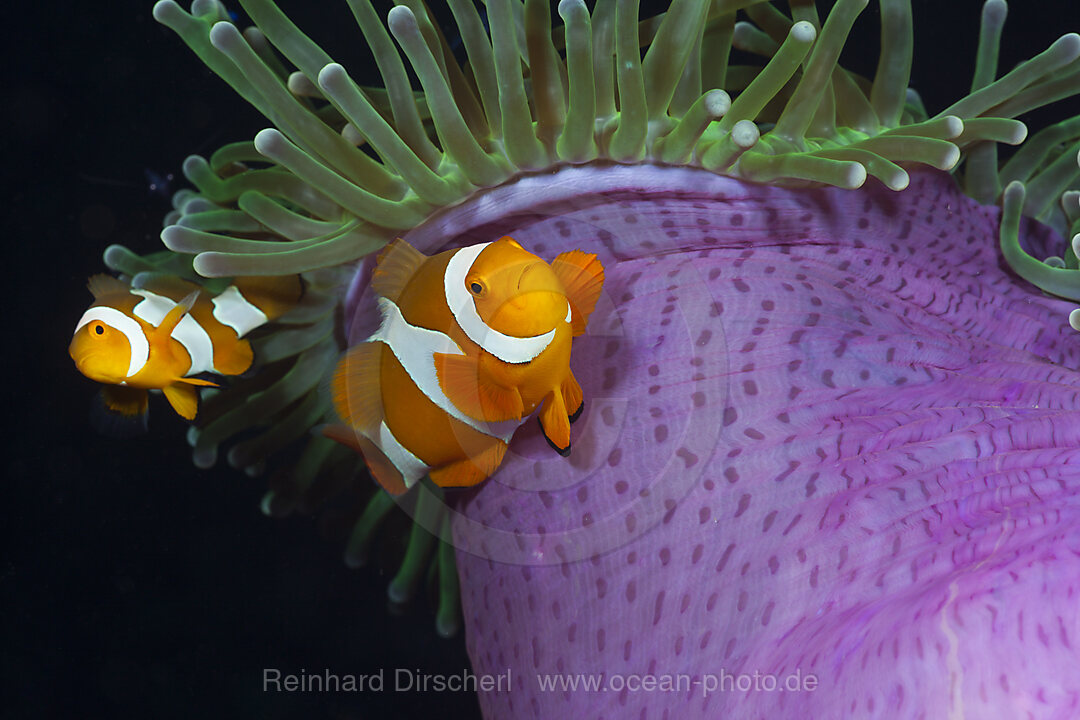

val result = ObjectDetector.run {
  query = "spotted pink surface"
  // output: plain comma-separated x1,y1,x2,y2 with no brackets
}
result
347,166,1080,719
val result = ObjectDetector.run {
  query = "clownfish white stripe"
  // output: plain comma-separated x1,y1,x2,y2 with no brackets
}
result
212,285,268,337
132,289,216,375
444,243,557,365
75,307,149,378
368,297,525,442
131,288,177,326
372,420,429,490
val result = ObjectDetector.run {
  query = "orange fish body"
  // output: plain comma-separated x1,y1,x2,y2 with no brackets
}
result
328,237,604,494
70,273,302,422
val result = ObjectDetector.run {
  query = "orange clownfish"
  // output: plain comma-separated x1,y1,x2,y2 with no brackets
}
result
70,273,302,425
326,237,604,495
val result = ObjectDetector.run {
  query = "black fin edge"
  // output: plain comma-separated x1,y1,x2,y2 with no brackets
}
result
539,417,571,457
90,391,149,439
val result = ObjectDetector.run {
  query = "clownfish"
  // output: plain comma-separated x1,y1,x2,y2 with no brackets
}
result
70,273,302,426
325,237,604,494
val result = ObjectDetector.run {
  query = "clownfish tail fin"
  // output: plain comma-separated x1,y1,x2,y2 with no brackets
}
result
322,426,410,496
551,250,605,336
371,239,426,303
231,275,304,321
331,342,385,437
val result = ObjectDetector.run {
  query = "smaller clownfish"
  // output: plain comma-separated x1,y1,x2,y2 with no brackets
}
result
326,236,604,495
70,273,302,427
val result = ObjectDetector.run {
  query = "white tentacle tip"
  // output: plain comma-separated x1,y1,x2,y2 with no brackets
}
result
704,90,732,118
844,164,868,190
288,71,320,97
152,0,180,22
1069,308,1080,333
253,128,285,157
208,20,241,51
982,0,1008,24
386,5,418,35
886,170,910,192
160,225,183,250
1003,180,1026,204
317,63,348,93
1052,33,1080,62
940,116,964,139
731,120,760,148
939,144,961,171
558,0,587,17
790,21,817,44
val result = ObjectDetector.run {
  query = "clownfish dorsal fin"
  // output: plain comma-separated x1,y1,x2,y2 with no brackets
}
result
154,290,200,337
371,239,426,303
330,342,385,437
434,352,524,422
162,382,199,420
551,250,605,336
133,273,204,306
87,274,130,299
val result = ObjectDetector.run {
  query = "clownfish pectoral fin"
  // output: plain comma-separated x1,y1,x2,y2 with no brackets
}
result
562,371,584,423
100,384,149,416
428,440,507,489
330,343,384,437
371,239,426,303
434,352,524,422
92,386,150,438
87,273,131,299
162,382,199,420
154,290,200,338
323,424,410,496
539,390,572,456
551,250,605,336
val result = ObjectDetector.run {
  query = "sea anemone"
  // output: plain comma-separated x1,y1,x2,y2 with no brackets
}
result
102,0,1080,716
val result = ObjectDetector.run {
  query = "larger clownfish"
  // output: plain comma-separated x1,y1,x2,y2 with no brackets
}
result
326,237,604,495
70,273,302,424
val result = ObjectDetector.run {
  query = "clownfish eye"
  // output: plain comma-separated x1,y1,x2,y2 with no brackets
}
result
93,323,105,335
468,280,485,296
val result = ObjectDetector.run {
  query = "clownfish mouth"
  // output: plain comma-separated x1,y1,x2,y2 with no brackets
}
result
73,354,106,383
491,291,567,338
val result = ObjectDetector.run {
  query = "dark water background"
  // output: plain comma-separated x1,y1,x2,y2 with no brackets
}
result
6,1,1078,718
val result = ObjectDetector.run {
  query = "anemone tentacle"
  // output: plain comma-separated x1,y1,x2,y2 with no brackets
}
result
151,0,1076,279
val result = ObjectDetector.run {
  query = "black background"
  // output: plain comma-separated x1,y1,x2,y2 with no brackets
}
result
6,1,1078,718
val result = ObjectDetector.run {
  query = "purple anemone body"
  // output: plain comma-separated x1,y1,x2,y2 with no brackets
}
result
350,164,1080,719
